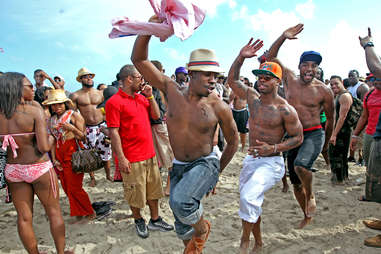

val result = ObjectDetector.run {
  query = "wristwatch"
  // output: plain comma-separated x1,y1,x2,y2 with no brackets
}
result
363,41,374,49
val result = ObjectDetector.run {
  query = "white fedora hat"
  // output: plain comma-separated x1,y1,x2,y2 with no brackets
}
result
186,49,223,73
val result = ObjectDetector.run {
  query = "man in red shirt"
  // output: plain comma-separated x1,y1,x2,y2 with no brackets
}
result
106,64,174,239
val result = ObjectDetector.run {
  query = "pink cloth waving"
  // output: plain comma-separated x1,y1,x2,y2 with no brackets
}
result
109,0,206,42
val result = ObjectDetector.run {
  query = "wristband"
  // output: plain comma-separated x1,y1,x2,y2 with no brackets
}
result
363,42,374,49
147,95,154,100
352,135,359,138
273,144,277,153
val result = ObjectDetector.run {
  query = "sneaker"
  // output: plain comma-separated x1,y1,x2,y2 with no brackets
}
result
135,218,149,238
148,217,174,232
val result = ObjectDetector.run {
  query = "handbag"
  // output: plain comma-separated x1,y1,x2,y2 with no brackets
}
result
0,147,7,189
71,140,104,173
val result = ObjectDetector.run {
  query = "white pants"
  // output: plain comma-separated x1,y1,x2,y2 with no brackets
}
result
239,155,285,223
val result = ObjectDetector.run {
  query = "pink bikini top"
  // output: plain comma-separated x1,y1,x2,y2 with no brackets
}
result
0,133,35,158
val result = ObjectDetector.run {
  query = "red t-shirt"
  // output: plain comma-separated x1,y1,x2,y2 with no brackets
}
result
364,89,381,135
105,89,155,163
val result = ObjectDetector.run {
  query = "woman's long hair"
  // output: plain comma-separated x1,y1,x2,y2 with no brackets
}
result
0,72,24,119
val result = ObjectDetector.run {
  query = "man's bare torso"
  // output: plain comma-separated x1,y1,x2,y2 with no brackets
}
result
232,95,247,110
248,95,289,147
284,78,326,129
165,82,220,162
71,88,104,125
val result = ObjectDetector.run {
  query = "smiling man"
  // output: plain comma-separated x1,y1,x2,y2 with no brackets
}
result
267,24,334,228
228,38,303,253
131,15,239,254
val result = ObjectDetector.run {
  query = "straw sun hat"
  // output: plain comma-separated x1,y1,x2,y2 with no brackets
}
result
42,89,74,108
76,67,95,82
186,49,223,73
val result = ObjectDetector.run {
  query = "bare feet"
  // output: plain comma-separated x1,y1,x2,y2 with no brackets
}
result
282,184,289,193
297,217,312,229
72,214,96,224
89,178,96,187
106,175,113,182
239,238,250,254
306,196,316,217
64,250,75,254
249,241,263,253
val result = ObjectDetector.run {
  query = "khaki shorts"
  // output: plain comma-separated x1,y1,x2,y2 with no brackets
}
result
121,156,164,209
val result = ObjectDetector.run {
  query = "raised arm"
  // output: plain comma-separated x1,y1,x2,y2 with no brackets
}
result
359,28,381,78
227,38,263,100
131,16,172,94
267,24,304,84
329,93,352,146
40,70,60,89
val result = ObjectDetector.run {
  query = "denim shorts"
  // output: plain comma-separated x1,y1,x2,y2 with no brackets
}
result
169,152,220,240
287,128,325,185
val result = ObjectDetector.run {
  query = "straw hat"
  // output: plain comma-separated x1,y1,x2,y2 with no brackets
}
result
76,67,95,82
186,49,223,73
42,89,74,108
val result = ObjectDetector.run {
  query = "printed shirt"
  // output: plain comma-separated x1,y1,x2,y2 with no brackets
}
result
105,89,155,163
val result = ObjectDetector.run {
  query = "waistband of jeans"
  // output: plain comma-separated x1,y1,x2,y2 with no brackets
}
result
86,121,105,127
173,152,219,165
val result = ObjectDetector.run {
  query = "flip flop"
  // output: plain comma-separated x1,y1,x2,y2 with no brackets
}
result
184,220,211,254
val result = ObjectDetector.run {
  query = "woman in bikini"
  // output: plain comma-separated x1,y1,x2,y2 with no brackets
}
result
0,72,72,254
43,89,95,224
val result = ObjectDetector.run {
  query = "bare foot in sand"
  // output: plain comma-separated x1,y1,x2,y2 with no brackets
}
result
297,217,312,229
72,214,96,224
306,196,316,217
249,241,263,253
64,250,75,254
89,178,96,187
106,175,113,182
282,184,289,193
239,238,250,254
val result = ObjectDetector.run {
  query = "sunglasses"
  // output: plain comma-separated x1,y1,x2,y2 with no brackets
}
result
81,74,93,79
133,75,144,81
24,84,34,89
369,77,381,82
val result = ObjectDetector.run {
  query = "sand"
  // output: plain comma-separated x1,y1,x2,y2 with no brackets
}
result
0,151,380,254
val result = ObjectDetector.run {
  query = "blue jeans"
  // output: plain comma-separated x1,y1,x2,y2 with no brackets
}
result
169,153,220,240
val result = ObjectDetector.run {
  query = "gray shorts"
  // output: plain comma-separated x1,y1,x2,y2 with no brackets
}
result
287,128,325,185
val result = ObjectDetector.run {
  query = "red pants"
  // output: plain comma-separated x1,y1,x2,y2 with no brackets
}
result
56,139,94,216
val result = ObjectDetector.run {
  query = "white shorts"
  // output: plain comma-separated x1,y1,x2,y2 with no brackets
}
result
239,155,285,223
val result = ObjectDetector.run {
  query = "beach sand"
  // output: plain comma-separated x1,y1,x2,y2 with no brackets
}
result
0,151,380,254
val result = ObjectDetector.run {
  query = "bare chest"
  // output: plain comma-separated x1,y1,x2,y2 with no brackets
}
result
76,92,103,107
285,84,322,110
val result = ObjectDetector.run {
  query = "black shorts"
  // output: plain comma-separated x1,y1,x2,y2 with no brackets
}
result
287,128,325,185
232,108,249,134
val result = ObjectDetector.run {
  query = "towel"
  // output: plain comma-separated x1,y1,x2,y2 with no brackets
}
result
109,0,206,42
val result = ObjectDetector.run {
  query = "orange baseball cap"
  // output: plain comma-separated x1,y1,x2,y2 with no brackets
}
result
252,62,282,80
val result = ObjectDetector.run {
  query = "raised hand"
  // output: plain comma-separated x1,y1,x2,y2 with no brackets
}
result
283,24,304,40
148,14,165,23
359,27,372,48
239,38,264,59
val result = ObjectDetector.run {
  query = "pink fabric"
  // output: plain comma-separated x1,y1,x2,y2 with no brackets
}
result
1,135,19,158
5,160,57,198
109,0,206,42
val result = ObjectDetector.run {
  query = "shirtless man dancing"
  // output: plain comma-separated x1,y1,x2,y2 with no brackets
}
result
228,38,303,253
230,90,249,152
70,68,112,186
267,24,334,228
131,16,239,254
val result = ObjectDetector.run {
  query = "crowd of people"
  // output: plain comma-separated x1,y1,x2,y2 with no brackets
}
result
0,20,380,254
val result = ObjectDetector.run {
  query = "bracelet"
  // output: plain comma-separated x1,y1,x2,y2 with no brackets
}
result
273,144,277,153
363,42,374,49
352,135,359,138
147,95,154,100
